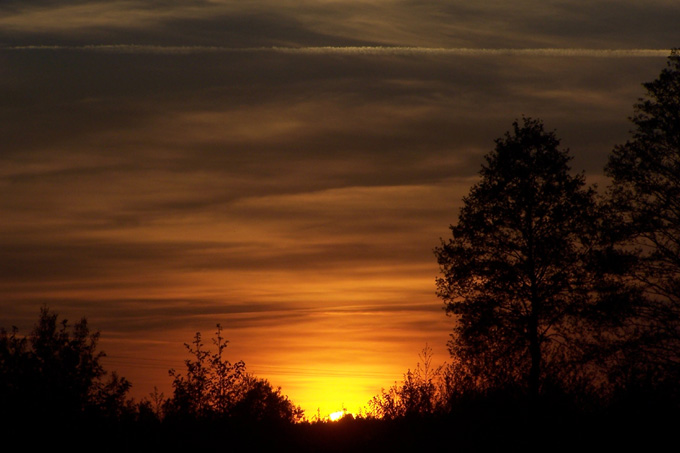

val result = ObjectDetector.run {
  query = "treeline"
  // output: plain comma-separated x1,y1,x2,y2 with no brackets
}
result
0,308,339,449
0,308,304,447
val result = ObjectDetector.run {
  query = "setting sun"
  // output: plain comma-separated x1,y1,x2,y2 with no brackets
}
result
328,411,346,421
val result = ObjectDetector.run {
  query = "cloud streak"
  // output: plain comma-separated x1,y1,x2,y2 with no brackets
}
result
4,44,672,57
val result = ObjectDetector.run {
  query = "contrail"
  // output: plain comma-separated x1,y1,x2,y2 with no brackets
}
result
2,45,671,57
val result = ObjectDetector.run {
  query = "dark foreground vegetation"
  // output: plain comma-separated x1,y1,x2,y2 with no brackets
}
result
2,50,679,450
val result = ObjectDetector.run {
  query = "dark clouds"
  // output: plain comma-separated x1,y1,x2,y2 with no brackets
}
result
2,1,678,48
0,0,677,415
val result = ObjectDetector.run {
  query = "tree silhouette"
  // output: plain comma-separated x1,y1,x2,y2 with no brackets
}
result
434,118,602,402
605,49,680,395
0,307,132,425
165,324,303,423
231,374,304,423
166,325,246,418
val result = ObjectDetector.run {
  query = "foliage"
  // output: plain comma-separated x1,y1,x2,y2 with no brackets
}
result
166,325,246,418
0,307,133,423
434,117,607,400
367,346,448,419
165,324,303,423
232,374,304,422
604,49,680,395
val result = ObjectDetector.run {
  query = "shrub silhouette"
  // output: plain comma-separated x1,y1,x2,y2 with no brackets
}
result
368,346,448,419
164,324,303,424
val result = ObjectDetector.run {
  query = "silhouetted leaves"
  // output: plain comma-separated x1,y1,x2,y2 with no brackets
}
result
604,48,680,400
368,345,448,419
435,117,606,401
164,324,303,424
0,307,135,441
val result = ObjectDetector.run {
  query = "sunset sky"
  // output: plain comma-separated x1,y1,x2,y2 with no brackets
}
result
1,1,678,417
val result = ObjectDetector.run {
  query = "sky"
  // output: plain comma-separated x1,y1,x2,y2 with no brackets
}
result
1,0,678,417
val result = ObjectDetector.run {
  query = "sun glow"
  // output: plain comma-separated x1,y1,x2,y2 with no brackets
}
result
328,410,347,421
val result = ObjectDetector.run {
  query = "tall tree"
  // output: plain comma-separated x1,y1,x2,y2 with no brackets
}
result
605,49,680,385
434,118,600,401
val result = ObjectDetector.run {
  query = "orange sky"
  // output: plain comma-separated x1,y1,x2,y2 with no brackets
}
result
1,0,677,419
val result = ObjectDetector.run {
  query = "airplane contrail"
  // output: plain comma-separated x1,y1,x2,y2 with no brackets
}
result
2,45,671,57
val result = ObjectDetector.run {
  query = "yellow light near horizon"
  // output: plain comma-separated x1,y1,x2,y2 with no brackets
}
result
328,410,345,421
276,374,375,419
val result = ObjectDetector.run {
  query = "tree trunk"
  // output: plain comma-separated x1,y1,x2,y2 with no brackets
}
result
528,306,540,404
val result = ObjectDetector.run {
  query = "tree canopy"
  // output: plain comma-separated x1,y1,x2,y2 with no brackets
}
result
164,324,304,424
434,117,602,400
605,49,680,392
0,307,132,425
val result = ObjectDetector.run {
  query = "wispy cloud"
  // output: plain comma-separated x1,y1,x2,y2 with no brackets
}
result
4,45,671,57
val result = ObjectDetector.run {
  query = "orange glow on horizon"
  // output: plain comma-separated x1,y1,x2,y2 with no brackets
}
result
96,308,453,418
